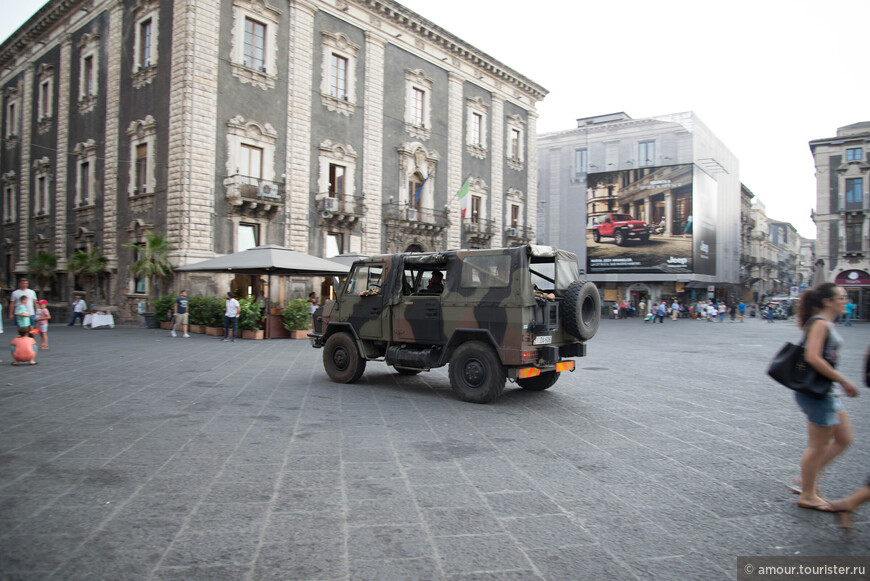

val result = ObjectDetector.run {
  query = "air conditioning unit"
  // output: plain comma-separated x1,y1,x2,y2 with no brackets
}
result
467,223,479,233
258,183,280,199
406,208,418,221
260,66,267,73
324,197,339,212
506,227,518,237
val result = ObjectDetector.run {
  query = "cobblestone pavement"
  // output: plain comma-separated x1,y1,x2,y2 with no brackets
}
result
1,317,868,580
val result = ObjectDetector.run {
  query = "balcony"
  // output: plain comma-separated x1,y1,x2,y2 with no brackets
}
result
317,194,365,226
505,225,534,246
382,202,450,252
223,174,284,218
463,218,494,247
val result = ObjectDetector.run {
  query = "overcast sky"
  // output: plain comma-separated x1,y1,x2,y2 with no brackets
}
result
4,0,869,239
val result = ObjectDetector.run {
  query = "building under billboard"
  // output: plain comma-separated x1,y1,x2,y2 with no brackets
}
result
538,112,740,307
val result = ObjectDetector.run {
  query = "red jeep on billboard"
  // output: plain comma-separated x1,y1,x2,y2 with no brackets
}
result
590,213,651,246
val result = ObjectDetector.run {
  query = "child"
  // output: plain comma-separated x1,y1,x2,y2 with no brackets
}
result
15,296,32,328
35,299,51,349
10,326,38,365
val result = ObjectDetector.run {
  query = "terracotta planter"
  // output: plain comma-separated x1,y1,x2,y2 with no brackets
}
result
242,329,264,340
290,330,309,339
160,321,171,330
270,307,282,315
188,324,205,334
205,326,223,336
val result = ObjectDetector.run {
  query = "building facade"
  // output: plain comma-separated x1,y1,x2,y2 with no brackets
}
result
537,111,740,307
0,0,545,319
809,122,870,320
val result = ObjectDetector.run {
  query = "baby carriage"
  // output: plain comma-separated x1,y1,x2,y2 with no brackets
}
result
643,312,654,323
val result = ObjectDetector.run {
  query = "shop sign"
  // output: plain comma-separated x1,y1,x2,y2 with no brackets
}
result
835,270,870,286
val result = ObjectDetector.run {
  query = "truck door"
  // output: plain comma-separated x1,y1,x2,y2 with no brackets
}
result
340,263,387,340
392,268,444,345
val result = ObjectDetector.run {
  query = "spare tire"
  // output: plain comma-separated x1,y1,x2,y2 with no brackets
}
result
562,280,601,340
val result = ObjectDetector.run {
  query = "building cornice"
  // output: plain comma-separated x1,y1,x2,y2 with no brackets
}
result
353,0,547,102
0,0,87,68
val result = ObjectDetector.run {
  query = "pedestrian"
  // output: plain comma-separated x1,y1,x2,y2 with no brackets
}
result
10,326,38,366
738,300,746,323
171,290,190,338
657,301,666,323
788,282,858,511
718,301,727,322
307,291,319,326
766,303,775,323
671,299,679,321
222,292,240,342
8,278,37,328
67,295,87,326
15,296,33,328
612,302,619,320
35,299,50,349
844,300,855,326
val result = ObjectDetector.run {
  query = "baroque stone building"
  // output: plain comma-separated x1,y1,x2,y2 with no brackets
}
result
0,0,545,319
810,122,870,320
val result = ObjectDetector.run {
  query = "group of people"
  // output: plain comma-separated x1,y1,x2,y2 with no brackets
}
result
165,290,244,342
4,278,49,365
630,299,749,323
786,282,869,535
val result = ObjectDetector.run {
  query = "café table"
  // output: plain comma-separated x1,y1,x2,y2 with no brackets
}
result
83,313,115,329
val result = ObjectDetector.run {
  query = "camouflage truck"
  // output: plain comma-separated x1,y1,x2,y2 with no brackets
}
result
310,245,601,403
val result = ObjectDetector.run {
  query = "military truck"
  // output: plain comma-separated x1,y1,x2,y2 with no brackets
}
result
309,245,600,403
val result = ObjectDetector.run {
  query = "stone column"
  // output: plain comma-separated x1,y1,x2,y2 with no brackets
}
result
526,109,538,245
446,72,463,250
285,0,316,252
664,191,673,235
16,69,34,273
102,0,123,274
490,96,504,250
54,34,72,271
361,30,386,255
169,0,221,261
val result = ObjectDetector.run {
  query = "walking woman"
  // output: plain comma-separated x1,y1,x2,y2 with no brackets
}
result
791,282,859,511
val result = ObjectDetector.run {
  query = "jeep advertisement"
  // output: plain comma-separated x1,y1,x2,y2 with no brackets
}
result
585,163,716,275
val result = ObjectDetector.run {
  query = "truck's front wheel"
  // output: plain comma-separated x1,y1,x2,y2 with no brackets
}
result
448,341,506,403
517,370,560,391
614,230,626,246
323,332,366,383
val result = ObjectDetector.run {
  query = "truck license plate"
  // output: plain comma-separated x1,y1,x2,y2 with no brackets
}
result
533,335,552,345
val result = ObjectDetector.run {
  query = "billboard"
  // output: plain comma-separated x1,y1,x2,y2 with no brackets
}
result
585,163,716,275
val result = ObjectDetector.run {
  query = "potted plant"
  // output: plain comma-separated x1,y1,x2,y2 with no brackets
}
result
201,295,226,336
238,296,264,339
282,298,311,339
123,231,173,327
187,295,210,334
152,294,177,330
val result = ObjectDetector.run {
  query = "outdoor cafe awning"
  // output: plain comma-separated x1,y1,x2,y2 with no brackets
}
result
175,244,350,277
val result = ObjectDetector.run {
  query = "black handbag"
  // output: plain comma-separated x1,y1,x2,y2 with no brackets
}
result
767,341,832,399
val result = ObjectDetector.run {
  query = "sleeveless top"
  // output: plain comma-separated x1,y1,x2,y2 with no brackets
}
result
806,315,842,367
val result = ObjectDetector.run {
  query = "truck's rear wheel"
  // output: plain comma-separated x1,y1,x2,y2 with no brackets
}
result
323,332,366,383
517,370,560,391
448,341,505,403
562,280,600,340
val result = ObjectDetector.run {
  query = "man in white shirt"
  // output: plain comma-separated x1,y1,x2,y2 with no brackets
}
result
68,295,87,326
8,278,38,328
223,292,240,342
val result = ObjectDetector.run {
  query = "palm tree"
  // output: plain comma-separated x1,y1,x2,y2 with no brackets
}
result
27,251,58,295
68,248,108,303
123,230,173,304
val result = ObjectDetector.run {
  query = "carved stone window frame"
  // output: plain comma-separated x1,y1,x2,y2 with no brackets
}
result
462,177,488,221
2,171,16,224
73,139,97,207
505,114,526,171
466,96,488,159
37,63,54,133
505,188,524,228
230,0,281,90
320,31,359,116
126,115,157,196
4,85,21,140
404,69,433,141
226,115,278,182
397,141,439,209
77,31,100,114
132,0,160,88
31,156,52,217
317,139,357,202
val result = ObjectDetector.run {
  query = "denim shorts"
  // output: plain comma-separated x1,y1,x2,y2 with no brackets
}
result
795,392,844,427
